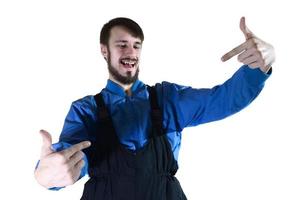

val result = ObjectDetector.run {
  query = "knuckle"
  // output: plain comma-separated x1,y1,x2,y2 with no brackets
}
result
79,151,85,158
238,55,243,62
237,56,241,62
249,39,256,47
79,160,85,168
75,160,85,170
73,151,83,159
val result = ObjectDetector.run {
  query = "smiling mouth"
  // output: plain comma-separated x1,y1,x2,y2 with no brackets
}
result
120,58,137,68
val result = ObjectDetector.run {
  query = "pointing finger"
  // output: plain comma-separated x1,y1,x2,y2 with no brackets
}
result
62,141,91,158
237,48,257,62
221,39,254,62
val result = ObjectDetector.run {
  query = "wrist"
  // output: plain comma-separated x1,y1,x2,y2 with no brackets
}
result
260,65,272,74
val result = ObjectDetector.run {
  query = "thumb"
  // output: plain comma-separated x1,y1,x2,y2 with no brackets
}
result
39,129,53,158
240,16,253,40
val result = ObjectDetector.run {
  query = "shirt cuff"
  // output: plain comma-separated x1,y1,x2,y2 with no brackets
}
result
242,65,272,87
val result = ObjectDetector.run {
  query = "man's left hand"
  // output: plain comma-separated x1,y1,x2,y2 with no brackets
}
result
221,17,275,73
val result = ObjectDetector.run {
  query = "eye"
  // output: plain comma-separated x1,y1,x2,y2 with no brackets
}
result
117,44,127,48
134,44,141,49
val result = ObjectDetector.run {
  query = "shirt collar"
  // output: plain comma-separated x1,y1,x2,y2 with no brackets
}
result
105,79,145,97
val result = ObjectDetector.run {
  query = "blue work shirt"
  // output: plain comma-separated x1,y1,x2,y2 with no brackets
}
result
48,65,271,190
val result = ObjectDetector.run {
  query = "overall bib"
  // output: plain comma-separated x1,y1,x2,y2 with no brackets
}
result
81,86,187,200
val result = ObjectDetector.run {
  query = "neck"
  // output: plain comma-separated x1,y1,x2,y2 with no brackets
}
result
109,77,133,96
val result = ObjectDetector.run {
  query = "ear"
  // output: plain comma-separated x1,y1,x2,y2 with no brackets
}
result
101,44,108,61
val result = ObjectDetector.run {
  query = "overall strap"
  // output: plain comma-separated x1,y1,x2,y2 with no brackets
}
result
94,92,110,121
147,85,165,137
91,92,118,166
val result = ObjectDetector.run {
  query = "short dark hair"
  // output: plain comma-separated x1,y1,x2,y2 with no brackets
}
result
100,17,144,45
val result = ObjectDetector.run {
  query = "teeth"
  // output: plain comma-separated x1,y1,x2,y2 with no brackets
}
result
121,59,136,65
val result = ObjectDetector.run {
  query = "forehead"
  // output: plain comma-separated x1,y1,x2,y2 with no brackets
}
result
109,26,142,43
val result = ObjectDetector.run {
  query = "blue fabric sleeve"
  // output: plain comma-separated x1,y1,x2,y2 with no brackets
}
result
59,96,96,144
158,65,271,131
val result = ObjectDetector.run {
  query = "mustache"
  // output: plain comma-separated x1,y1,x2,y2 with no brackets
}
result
120,57,138,61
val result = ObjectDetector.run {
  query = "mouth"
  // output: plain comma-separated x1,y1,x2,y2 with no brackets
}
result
120,58,138,69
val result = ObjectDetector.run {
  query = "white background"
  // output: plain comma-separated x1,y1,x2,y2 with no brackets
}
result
1,0,301,199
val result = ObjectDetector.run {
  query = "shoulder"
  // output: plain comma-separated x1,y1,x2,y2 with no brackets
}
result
70,95,97,115
152,82,193,108
154,81,191,95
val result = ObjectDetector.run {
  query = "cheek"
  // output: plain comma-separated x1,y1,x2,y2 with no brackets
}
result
110,50,123,60
109,55,120,64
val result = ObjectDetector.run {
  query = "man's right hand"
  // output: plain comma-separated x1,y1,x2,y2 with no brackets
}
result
34,130,91,189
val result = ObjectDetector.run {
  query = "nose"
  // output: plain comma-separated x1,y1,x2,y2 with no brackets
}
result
125,46,136,57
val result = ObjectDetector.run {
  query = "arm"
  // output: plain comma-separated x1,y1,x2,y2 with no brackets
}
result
159,66,270,131
158,17,274,131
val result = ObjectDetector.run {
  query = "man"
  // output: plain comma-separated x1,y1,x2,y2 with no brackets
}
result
35,17,275,199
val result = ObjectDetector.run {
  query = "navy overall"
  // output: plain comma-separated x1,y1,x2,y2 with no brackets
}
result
81,86,187,200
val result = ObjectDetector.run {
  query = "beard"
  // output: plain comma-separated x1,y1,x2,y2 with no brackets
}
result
107,51,139,85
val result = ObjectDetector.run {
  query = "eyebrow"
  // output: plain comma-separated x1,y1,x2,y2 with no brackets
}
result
114,40,142,45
